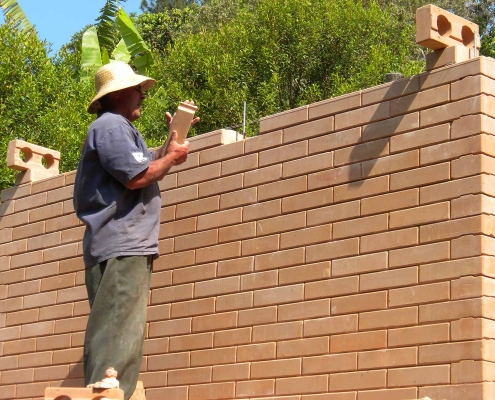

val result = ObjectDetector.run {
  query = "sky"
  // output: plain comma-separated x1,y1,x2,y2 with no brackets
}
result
1,0,143,54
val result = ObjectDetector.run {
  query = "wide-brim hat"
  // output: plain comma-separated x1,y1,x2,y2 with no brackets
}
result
87,61,156,114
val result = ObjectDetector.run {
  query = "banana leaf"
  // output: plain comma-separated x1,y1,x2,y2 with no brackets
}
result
0,0,33,35
96,0,119,52
115,7,153,74
112,39,131,63
101,47,110,64
81,26,102,80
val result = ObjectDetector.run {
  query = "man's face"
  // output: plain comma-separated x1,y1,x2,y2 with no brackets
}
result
115,85,145,122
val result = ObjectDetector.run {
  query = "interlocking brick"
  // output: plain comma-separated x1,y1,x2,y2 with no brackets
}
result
334,176,389,203
0,211,29,230
279,261,330,285
255,247,305,271
389,323,449,347
221,153,258,176
189,382,235,400
243,199,281,222
452,154,495,179
420,215,487,243
358,347,417,370
192,311,238,333
420,175,485,205
3,338,36,355
259,141,308,167
284,152,334,179
238,306,277,327
149,318,190,337
358,387,418,400
174,229,218,252
177,163,221,186
305,276,358,300
252,321,302,342
8,279,40,297
307,200,359,227
389,365,450,387
236,379,275,398
389,241,450,268
331,291,387,315
241,270,277,291
237,342,275,362
0,238,27,256
254,284,304,307
420,256,485,283
15,192,47,213
258,175,307,202
278,299,330,322
213,327,252,347
391,85,450,116
190,347,236,367
335,101,390,131
195,276,240,298
419,340,483,364
332,252,387,277
151,283,193,305
146,386,188,400
282,188,333,214
309,127,361,156
220,187,257,210
260,106,308,133
161,184,198,207
391,162,450,191
257,212,306,237
331,330,386,353
359,307,418,331
19,350,53,367
362,76,419,105
452,75,495,101
12,221,45,240
360,266,418,292
242,234,279,257
172,263,216,284
362,150,419,178
334,138,389,167
217,256,253,277
303,353,356,376
198,174,244,198
309,92,361,120
276,375,328,395
176,195,219,219
39,303,73,321
334,214,388,239
212,362,250,382
306,238,359,263
390,123,450,153
420,298,482,323
251,358,301,379
196,241,241,264
451,114,495,139
219,221,256,243
200,140,244,165
389,282,450,307
171,298,215,318
158,172,177,191
169,332,214,352
1,367,34,384
148,352,190,371
303,314,358,337
362,113,419,142
245,130,283,153
284,116,334,143
360,227,418,253
329,370,386,391
159,217,196,239
167,366,212,385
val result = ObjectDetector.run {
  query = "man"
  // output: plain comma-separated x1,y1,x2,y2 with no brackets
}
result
73,61,194,400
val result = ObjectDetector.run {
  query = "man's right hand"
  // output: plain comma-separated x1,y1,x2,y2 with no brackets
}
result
165,131,189,166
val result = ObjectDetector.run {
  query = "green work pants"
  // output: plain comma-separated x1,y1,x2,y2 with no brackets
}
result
84,256,152,400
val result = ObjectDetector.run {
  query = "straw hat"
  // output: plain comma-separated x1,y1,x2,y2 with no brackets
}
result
87,61,156,114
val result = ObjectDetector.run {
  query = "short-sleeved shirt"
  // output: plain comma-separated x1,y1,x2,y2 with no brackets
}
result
73,111,161,268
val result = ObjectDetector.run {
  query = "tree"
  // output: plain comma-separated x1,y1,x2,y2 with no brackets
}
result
140,0,199,13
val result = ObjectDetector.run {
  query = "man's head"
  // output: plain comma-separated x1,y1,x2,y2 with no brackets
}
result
87,61,156,119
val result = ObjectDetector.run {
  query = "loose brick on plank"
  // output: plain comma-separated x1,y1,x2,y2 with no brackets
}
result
259,141,308,167
245,130,283,153
391,123,450,153
308,164,361,191
361,113,419,142
360,227,418,254
331,330,387,353
196,241,241,264
360,267,418,292
242,234,279,257
171,298,215,319
333,214,388,240
243,199,281,222
305,276,358,300
221,153,257,176
213,326,252,347
173,263,216,284
258,176,307,202
332,252,387,277
329,370,386,391
335,102,390,131
306,238,359,263
253,284,304,307
309,92,361,120
303,353,357,375
279,261,330,285
217,256,253,277
331,292,387,315
238,306,277,327
284,116,334,143
251,358,301,379
304,314,358,337
283,152,334,179
176,195,219,219
334,138,389,167
389,282,450,307
334,176,389,203
276,375,328,395
388,323,449,347
309,127,361,155
359,307,418,330
245,164,282,188
256,247,305,270
237,342,276,362
161,184,198,207
257,212,306,237
252,321,303,343
220,187,257,210
278,299,330,322
198,173,244,198
260,106,308,134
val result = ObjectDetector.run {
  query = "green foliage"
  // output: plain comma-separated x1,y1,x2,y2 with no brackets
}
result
96,0,127,53
0,0,33,35
140,0,199,13
81,26,103,79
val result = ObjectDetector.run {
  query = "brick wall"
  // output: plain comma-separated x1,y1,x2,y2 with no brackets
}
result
2,56,495,400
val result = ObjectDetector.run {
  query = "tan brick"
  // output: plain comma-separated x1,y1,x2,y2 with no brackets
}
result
171,263,214,285
451,318,483,341
309,92,361,120
196,241,241,263
162,184,198,207
303,353,356,376
421,134,490,166
309,127,361,155
452,154,495,179
241,270,277,291
19,350,53,367
362,113,419,143
149,318,190,337
43,243,78,262
389,241,450,268
194,276,239,298
334,138,389,166
257,212,306,237
15,381,47,398
176,195,219,219
421,175,488,205
242,234,279,257
0,210,29,230
192,311,238,333
237,342,275,362
15,192,47,213
39,303,73,321
56,284,86,303
452,75,495,100
168,366,212,385
199,174,244,198
358,347,417,370
331,330,386,353
388,365,450,387
260,106,308,133
23,291,57,309
282,188,333,215
451,360,495,384
174,229,217,252
279,261,331,285
360,266,418,292
59,256,84,274
389,323,449,347
305,276,359,300
420,215,486,243
239,306,277,327
419,340,484,365
221,153,257,176
214,327,252,347
151,283,193,305
361,150,419,178
219,221,256,243
189,382,235,400
420,256,485,283
329,370,386,391
245,130,283,153
391,85,450,116
283,152,334,179
255,247,305,272
284,116,334,143
359,306,418,331
254,284,304,307
253,321,303,342
303,314,357,337
334,176,389,203
25,261,58,280
307,200,360,226
335,101,390,131
147,386,188,400
389,282,450,308
1,367,34,384
243,199,281,222
8,279,40,298
332,252,387,277
244,164,282,188
12,221,45,240
362,76,419,105
0,298,22,313
390,123,450,153
220,187,257,210
158,172,177,191
452,113,495,139
191,347,236,367
217,256,253,277
148,352,190,371
278,299,330,322
3,338,36,355
40,273,75,292
0,228,12,245
391,162,450,191
331,292,387,315
159,217,196,239
251,358,301,379
0,354,18,371
171,298,216,318
420,298,482,323
0,238,27,256
150,270,172,289
236,379,275,398
153,250,195,272
360,227,418,253
197,208,243,232
212,362,250,382
169,332,214,352
277,337,328,358
258,176,307,202
276,375,328,395
260,141,308,167
200,140,244,165
177,163,220,187
307,238,359,263
334,214,388,239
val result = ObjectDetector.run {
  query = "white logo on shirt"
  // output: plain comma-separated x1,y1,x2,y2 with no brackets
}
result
132,152,148,163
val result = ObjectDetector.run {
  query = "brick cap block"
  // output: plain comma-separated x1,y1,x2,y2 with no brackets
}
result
7,139,60,173
416,4,479,50
44,386,124,400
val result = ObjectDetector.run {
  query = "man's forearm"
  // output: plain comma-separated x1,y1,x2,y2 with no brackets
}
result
126,154,176,189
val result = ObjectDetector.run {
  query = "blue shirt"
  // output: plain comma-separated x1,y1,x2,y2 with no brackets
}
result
73,112,161,267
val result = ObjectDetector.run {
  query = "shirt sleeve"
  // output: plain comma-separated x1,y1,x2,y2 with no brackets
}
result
96,124,151,185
